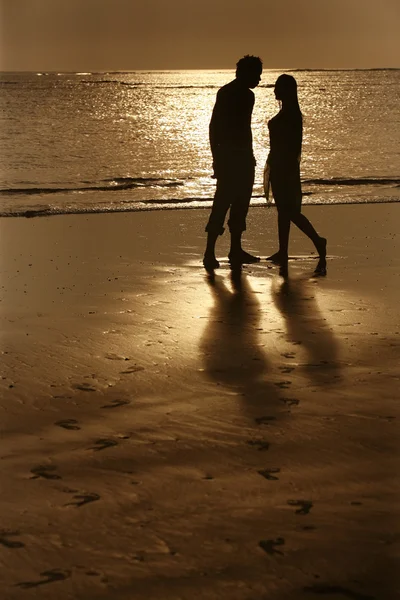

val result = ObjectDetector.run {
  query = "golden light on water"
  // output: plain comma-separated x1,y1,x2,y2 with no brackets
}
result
3,69,396,216
71,70,388,205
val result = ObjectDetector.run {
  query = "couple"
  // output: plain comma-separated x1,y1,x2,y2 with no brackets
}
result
203,55,327,275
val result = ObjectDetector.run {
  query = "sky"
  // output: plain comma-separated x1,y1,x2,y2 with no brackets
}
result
0,0,399,71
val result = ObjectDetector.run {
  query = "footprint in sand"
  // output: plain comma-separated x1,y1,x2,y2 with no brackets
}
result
0,530,25,548
88,438,118,451
288,499,313,515
258,468,281,480
30,465,61,480
275,381,292,389
65,492,100,508
255,416,277,425
105,353,130,361
55,419,80,430
74,565,102,577
259,537,285,556
101,399,131,409
280,367,295,374
16,569,71,589
379,415,396,422
281,397,300,407
303,584,375,599
61,487,79,494
119,365,145,375
246,440,270,451
281,352,296,358
72,383,96,392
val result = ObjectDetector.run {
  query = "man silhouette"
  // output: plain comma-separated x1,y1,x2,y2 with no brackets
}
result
203,55,263,271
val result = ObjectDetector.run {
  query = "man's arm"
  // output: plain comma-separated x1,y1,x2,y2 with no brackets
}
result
209,90,223,161
209,89,226,177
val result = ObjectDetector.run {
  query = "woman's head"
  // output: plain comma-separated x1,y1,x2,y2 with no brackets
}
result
274,74,299,106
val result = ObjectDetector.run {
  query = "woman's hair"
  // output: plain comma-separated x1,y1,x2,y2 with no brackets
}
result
276,74,301,112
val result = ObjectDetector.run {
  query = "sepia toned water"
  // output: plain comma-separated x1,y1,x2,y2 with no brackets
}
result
0,69,399,217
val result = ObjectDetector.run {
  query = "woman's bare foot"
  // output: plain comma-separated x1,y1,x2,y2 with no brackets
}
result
266,251,288,265
279,261,289,278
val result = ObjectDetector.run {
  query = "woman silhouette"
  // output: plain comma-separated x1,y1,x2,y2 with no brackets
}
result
266,74,326,274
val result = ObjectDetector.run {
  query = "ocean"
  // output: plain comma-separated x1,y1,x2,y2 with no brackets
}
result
0,69,399,217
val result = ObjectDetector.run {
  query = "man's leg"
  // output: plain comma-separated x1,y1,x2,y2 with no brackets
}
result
227,164,259,265
203,177,231,269
203,231,220,270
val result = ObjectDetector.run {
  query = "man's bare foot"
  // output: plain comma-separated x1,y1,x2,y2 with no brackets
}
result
228,250,260,265
266,251,288,265
203,254,220,272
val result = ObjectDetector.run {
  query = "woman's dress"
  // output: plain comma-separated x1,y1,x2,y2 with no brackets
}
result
266,109,302,213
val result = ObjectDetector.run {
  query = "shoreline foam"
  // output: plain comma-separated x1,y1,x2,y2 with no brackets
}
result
0,195,399,219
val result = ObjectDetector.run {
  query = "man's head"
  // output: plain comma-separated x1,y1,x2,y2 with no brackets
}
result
236,55,263,89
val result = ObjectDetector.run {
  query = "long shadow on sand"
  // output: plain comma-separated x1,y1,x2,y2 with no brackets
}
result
271,275,342,387
200,269,280,420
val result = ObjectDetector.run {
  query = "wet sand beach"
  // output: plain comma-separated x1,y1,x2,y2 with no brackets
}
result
1,203,399,599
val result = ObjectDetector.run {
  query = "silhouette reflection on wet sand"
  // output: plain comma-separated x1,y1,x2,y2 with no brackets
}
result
200,268,280,419
271,275,341,387
200,268,341,421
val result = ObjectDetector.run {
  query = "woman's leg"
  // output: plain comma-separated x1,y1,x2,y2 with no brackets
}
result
266,210,291,263
290,212,326,258
291,211,327,274
267,171,291,263
278,211,291,259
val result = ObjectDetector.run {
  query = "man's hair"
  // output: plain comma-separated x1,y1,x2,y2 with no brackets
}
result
236,55,263,77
